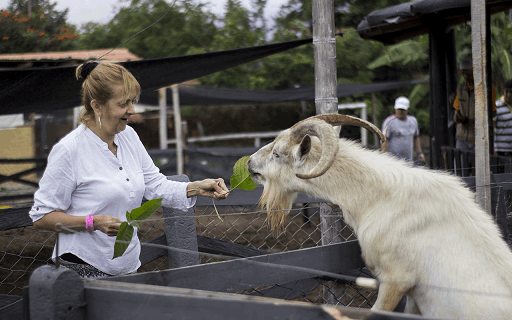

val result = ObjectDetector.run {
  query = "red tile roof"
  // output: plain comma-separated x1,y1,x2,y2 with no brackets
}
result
0,48,141,62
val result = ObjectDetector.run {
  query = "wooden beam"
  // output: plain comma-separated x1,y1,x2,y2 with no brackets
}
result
103,241,364,293
84,280,378,320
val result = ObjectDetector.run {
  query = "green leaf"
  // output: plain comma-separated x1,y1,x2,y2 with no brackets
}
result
113,222,134,259
129,198,162,224
230,156,257,191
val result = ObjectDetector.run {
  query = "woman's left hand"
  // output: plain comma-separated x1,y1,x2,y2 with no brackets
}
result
187,178,230,200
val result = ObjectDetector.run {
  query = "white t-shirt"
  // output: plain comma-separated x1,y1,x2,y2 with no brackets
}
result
30,124,195,275
382,115,419,162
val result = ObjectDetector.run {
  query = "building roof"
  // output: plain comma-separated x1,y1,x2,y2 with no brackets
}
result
357,0,512,44
0,48,141,62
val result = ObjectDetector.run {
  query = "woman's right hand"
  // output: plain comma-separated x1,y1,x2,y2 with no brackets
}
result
93,215,122,236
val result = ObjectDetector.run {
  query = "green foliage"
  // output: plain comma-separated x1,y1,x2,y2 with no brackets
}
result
128,198,162,227
76,0,218,59
113,222,133,259
230,156,257,191
453,11,512,94
73,0,432,136
367,40,428,70
190,0,268,89
113,198,162,259
0,0,77,53
336,29,384,84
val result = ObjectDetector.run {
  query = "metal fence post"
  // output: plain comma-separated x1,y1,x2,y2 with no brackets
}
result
28,265,85,320
163,175,200,268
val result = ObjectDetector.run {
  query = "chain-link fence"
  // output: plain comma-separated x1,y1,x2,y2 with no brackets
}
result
0,225,55,296
0,202,377,308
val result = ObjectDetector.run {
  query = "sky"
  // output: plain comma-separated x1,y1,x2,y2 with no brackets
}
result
0,0,290,28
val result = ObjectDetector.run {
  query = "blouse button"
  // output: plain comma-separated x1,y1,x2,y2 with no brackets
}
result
119,167,123,170
126,178,130,182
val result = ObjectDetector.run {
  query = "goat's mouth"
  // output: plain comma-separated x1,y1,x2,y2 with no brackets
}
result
248,170,264,185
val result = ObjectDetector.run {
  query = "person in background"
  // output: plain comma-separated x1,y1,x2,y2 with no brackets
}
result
453,56,496,152
382,96,425,163
494,79,512,157
29,61,230,278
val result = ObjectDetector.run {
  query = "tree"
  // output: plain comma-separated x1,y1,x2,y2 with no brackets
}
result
190,0,268,89
76,0,219,59
449,11,512,97
0,0,77,53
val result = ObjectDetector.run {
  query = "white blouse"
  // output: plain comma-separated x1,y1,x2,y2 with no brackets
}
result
30,124,195,275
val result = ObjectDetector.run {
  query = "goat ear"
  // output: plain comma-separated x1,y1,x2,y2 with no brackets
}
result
299,135,311,159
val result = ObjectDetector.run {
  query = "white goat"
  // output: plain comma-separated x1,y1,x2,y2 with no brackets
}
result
247,114,512,319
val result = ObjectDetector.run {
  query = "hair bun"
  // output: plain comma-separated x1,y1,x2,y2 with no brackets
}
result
81,61,99,79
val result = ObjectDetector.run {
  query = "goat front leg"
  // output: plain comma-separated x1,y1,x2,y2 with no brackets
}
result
371,277,414,312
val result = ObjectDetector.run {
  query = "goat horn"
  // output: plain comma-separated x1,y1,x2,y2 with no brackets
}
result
304,113,386,144
292,118,339,180
291,114,386,179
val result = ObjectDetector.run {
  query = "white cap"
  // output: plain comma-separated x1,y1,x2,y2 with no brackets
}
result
394,96,409,110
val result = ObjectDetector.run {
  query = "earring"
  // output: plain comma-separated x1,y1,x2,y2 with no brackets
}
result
97,114,102,129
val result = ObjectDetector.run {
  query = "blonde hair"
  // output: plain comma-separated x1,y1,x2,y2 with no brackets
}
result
75,62,141,127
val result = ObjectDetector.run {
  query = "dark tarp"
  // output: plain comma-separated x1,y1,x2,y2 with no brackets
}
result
139,79,428,106
0,37,312,116
357,0,512,44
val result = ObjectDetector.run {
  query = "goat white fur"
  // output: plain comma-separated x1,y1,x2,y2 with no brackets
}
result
247,114,512,319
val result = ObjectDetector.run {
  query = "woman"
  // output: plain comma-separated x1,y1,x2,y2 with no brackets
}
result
30,61,229,277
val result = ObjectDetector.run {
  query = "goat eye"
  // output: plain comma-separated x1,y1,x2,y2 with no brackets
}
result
273,151,279,158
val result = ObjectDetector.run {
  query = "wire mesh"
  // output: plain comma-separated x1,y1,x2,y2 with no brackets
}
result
192,202,377,307
0,227,55,296
0,203,377,308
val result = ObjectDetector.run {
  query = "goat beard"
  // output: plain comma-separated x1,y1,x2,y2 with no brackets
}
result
258,182,296,235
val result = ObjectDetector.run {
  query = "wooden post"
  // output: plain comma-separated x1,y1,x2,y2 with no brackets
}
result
372,93,378,147
313,1,337,115
428,20,449,169
471,0,492,214
158,88,168,150
312,0,346,305
172,85,184,175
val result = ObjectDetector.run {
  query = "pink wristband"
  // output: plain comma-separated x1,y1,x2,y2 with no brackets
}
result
85,215,94,231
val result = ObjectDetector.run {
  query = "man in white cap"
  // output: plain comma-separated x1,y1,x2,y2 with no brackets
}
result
382,96,425,163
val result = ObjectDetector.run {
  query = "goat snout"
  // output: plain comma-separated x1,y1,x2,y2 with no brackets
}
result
247,157,264,184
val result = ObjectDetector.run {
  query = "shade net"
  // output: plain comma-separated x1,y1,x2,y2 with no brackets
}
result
140,79,427,106
0,38,312,115
0,35,426,114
